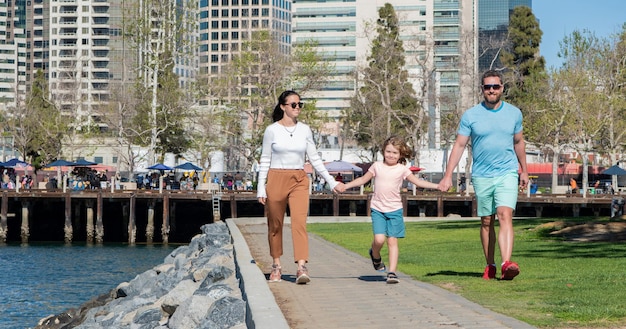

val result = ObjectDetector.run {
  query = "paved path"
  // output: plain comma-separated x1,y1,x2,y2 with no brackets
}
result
230,217,536,329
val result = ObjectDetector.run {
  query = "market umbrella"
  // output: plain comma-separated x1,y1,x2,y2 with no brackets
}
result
147,163,173,171
2,158,30,167
174,162,202,171
324,160,363,173
45,159,77,168
601,165,626,176
409,166,424,172
601,164,626,192
74,159,97,166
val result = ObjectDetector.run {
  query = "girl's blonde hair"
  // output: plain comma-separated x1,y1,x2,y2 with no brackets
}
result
382,136,412,164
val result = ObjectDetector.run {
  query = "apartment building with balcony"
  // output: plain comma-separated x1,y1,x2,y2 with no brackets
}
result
0,0,29,108
198,0,292,102
48,0,113,130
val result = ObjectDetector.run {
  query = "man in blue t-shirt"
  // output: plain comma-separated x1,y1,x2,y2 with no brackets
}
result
439,70,529,281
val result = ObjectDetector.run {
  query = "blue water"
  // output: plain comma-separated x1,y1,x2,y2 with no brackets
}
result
0,243,177,329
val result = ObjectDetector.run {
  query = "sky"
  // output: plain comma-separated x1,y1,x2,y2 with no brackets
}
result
532,0,626,69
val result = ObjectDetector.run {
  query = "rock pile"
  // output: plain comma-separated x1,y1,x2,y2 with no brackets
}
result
36,222,246,329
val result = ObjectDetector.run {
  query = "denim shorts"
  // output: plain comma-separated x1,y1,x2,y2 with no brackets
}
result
371,208,405,238
472,172,519,216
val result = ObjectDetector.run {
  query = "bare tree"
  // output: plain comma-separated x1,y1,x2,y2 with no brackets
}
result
206,31,332,171
127,0,196,164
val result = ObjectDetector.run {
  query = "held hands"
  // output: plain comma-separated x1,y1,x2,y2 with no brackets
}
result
437,177,453,192
333,182,346,193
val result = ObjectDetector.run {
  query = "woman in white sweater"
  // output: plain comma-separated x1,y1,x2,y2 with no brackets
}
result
257,90,342,284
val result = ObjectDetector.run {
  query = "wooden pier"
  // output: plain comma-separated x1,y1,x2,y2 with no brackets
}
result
0,189,622,244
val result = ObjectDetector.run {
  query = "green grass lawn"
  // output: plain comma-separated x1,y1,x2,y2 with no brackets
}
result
308,217,626,328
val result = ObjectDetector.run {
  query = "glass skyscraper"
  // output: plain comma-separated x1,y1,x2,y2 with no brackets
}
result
477,0,532,73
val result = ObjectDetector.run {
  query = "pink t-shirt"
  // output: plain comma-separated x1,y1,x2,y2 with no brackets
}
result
368,162,412,213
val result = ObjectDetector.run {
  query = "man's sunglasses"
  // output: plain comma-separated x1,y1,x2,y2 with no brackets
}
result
482,84,502,91
284,102,303,109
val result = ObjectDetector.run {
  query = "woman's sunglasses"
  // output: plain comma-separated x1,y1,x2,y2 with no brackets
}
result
284,102,303,109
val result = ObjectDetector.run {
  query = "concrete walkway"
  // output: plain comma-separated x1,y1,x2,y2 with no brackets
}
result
228,217,536,329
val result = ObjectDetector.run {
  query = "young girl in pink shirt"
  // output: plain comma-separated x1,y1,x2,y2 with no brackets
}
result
337,136,443,283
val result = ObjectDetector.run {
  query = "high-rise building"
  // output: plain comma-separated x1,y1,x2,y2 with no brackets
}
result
197,0,292,105
0,0,29,108
48,0,115,129
27,0,50,79
292,0,477,149
477,0,532,73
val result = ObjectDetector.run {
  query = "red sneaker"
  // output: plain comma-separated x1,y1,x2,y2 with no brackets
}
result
501,261,520,280
482,264,496,280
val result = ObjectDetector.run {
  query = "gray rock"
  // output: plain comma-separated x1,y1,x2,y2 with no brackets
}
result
205,296,246,329
36,222,246,329
133,307,163,324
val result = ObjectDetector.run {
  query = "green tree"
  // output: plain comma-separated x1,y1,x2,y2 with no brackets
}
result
348,3,421,161
597,24,626,174
558,29,612,194
500,6,546,106
127,0,196,164
207,31,331,171
6,70,66,168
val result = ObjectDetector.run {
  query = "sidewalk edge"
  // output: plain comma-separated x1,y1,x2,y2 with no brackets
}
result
226,218,290,329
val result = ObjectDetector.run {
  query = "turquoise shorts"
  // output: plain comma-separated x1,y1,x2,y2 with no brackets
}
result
472,172,519,217
371,208,405,238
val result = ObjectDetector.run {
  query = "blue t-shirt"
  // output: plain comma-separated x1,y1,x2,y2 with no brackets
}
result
458,101,523,178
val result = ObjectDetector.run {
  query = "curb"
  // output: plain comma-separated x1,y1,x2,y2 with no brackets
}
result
226,218,290,329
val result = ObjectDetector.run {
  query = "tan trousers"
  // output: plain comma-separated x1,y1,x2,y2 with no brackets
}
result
265,169,310,263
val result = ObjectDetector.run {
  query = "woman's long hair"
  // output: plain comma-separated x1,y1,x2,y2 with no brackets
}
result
272,90,300,122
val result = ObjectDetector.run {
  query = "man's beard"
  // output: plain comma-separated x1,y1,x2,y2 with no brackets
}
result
484,94,501,105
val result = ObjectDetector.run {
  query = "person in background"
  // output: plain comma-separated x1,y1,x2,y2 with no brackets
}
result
336,136,444,284
438,70,528,281
570,178,578,194
257,90,343,285
459,175,467,194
